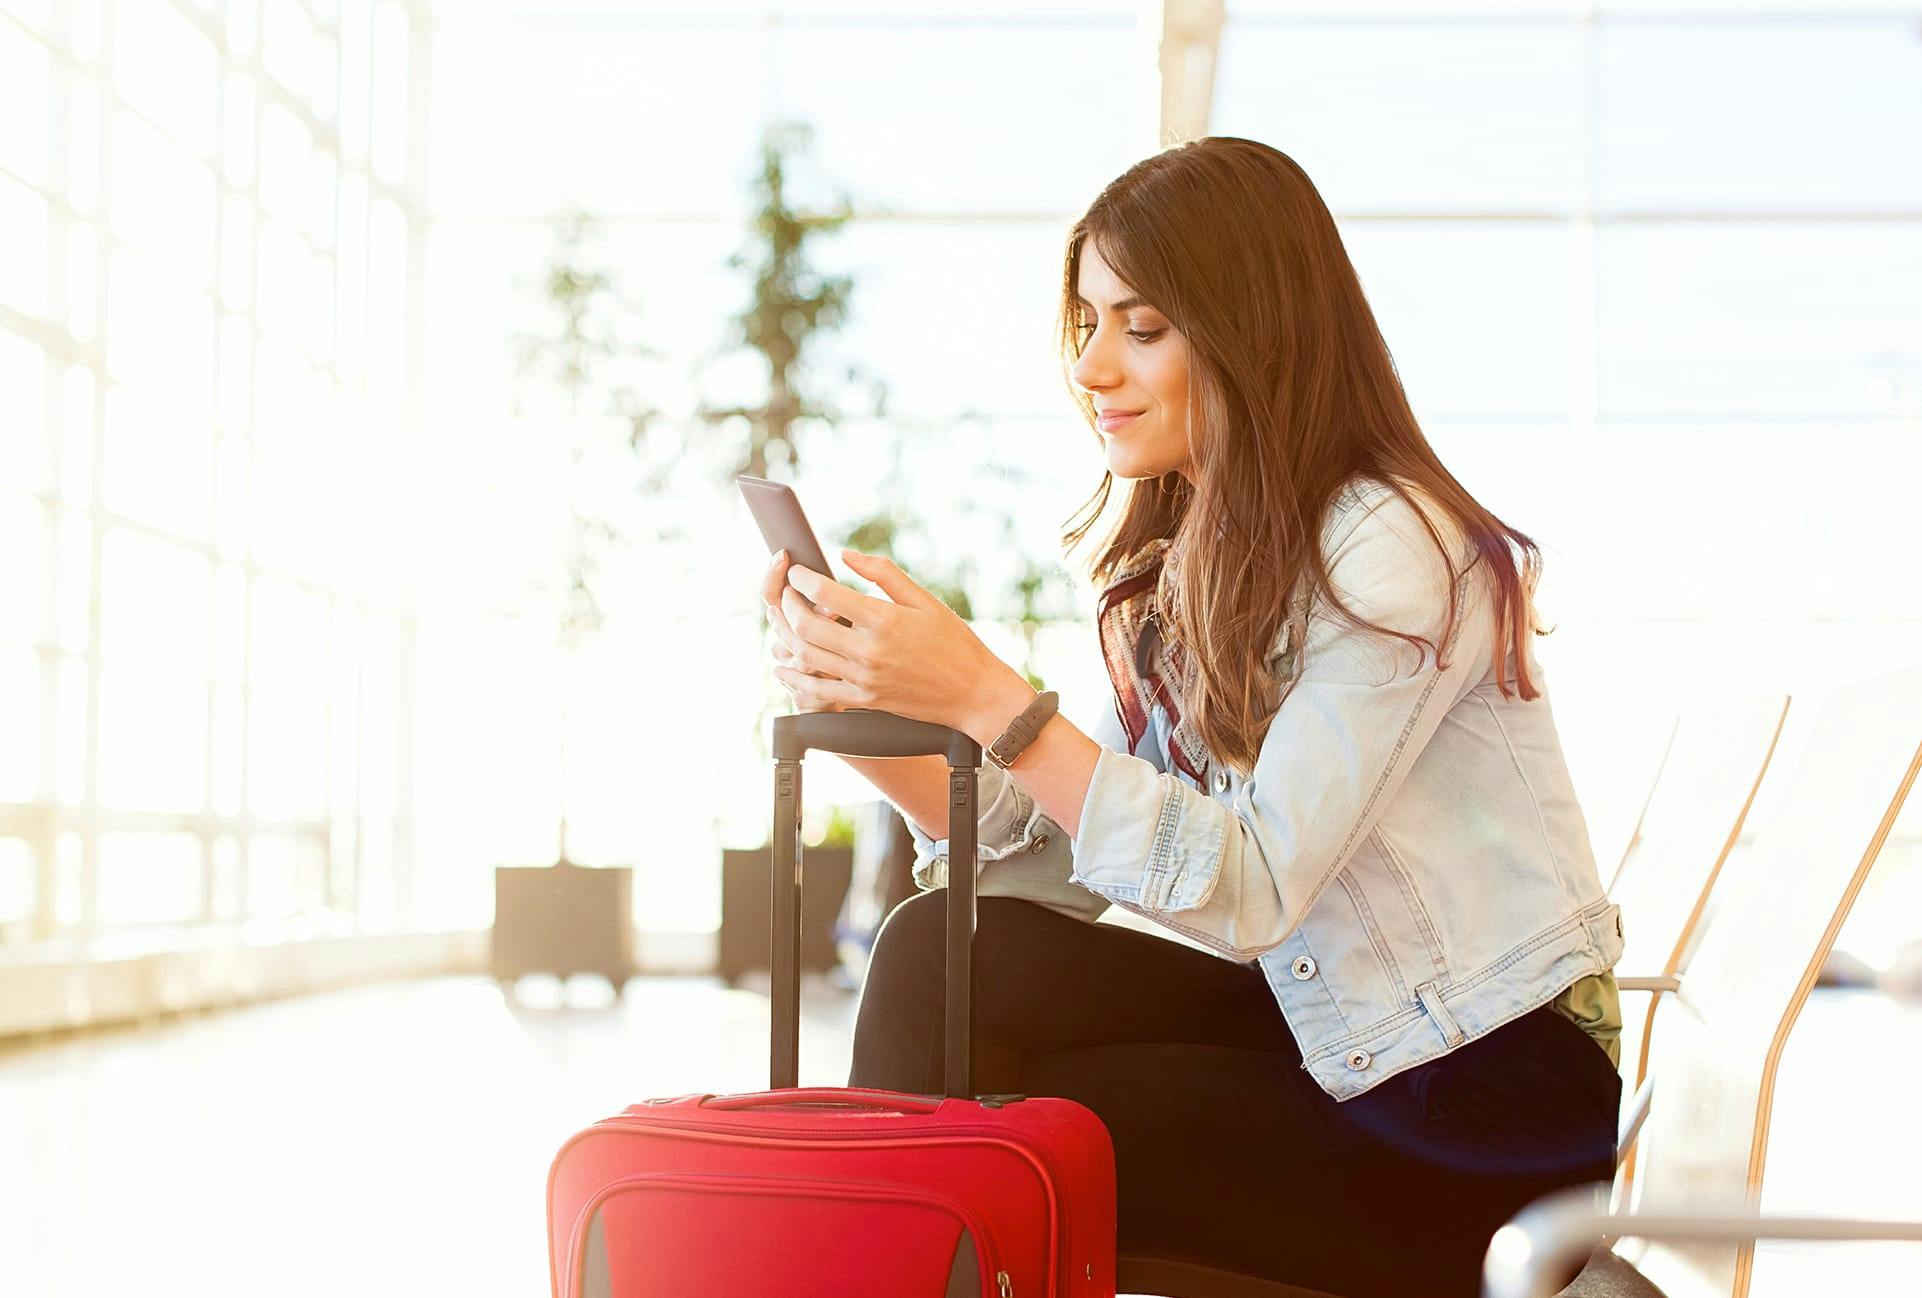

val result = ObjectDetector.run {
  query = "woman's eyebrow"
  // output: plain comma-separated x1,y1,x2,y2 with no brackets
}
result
1075,294,1148,313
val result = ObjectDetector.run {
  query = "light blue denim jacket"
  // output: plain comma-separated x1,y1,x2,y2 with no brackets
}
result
904,474,1624,1101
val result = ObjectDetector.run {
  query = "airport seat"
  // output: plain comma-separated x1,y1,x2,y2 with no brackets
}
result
1482,661,1922,1298
1602,693,1790,1193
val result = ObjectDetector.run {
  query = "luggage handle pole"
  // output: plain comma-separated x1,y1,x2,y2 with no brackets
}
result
943,761,976,1102
771,755,804,1092
769,710,982,1100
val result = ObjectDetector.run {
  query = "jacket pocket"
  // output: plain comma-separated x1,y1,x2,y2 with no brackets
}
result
1335,871,1408,1007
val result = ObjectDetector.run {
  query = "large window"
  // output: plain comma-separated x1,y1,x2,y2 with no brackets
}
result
15,1,1909,950
0,0,430,946
419,1,1921,944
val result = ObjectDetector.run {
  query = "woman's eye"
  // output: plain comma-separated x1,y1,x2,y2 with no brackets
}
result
1073,323,1164,343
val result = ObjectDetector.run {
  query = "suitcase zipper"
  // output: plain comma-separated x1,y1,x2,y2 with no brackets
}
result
563,1170,1009,1298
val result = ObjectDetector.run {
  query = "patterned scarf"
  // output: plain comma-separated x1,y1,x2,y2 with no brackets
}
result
1095,536,1210,784
1095,536,1308,787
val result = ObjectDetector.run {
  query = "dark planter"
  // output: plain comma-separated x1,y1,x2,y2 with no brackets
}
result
491,861,635,995
719,845,853,987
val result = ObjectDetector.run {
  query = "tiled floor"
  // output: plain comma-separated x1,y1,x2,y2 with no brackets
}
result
1,976,1916,1297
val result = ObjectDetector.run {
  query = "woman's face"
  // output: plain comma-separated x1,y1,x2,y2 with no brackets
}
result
1070,242,1195,484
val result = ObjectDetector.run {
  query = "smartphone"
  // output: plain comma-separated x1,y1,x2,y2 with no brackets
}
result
737,474,853,626
737,474,837,578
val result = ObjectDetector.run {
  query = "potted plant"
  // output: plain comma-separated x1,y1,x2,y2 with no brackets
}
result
687,122,1084,969
695,120,894,981
488,209,678,997
719,802,859,988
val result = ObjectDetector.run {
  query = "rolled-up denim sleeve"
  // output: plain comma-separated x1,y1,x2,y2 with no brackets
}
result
903,700,1141,925
1067,491,1494,960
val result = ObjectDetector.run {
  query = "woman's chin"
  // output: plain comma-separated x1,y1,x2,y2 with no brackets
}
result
1105,448,1178,482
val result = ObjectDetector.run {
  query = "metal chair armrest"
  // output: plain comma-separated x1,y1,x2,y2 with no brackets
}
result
1482,1183,1922,1298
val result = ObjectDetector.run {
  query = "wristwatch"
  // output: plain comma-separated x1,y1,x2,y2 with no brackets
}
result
986,690,1059,770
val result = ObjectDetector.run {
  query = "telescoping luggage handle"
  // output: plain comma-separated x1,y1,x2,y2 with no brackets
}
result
771,708,980,1100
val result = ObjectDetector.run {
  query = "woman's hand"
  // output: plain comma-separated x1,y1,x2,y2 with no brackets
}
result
772,547,1033,744
763,550,846,715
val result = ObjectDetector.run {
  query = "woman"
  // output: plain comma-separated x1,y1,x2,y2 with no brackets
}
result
759,136,1623,1298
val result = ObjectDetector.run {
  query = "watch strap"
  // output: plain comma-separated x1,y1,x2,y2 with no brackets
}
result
986,690,1059,770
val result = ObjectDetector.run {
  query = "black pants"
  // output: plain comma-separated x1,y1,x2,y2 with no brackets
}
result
848,892,1620,1298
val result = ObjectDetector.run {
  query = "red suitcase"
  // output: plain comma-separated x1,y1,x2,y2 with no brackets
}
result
546,709,1118,1298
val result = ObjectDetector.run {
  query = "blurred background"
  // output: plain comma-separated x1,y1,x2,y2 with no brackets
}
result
1,0,1920,1295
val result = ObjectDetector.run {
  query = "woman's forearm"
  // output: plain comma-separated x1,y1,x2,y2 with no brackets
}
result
837,705,1099,847
836,753,953,841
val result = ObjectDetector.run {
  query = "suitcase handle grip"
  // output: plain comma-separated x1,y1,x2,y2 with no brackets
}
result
772,709,982,766
700,1087,943,1114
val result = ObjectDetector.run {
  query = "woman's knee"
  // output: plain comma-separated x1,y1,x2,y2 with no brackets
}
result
866,889,949,985
872,891,1056,966
874,887,948,947
867,891,1048,993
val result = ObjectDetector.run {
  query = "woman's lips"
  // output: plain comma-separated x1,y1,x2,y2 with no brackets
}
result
1098,410,1143,431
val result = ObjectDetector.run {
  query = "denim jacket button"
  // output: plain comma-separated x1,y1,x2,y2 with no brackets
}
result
1212,768,1229,793
1029,834,1050,854
1291,955,1318,980
1345,1049,1371,1071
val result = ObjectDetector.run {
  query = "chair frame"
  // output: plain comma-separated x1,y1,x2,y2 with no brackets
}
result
1607,695,1790,1203
1482,1184,1922,1298
1487,665,1922,1298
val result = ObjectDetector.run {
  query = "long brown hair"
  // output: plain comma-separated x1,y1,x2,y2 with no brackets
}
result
1057,136,1549,776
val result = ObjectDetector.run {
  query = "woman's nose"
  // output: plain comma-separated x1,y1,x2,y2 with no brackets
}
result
1071,340,1119,393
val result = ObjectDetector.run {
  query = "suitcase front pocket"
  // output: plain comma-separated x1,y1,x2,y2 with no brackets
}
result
566,1172,1012,1298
